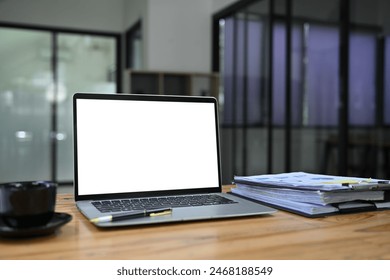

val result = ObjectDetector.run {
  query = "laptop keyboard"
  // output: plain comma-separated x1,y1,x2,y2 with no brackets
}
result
91,194,237,213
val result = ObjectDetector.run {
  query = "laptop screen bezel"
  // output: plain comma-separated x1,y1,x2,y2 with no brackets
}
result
73,93,222,201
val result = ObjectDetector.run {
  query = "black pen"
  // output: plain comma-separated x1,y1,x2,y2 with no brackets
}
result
90,208,172,223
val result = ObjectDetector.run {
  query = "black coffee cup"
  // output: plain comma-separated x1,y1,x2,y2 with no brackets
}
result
0,181,57,228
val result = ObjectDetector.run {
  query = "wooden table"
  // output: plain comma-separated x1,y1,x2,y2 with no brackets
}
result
1,187,390,260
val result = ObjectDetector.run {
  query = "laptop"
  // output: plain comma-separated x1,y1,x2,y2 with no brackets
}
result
73,93,275,227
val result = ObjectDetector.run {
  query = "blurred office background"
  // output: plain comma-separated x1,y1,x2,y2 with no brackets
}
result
1,0,390,189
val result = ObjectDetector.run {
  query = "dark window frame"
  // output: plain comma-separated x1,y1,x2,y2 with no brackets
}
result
125,19,142,69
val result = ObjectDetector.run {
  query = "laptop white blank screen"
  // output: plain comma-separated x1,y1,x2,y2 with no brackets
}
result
76,98,220,195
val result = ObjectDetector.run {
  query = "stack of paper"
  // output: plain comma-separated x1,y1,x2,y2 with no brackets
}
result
232,172,390,217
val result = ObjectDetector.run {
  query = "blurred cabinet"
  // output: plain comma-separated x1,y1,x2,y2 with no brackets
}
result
128,70,219,98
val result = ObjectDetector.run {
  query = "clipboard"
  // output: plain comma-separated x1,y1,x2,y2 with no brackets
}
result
231,172,390,218
341,181,390,190
230,193,390,218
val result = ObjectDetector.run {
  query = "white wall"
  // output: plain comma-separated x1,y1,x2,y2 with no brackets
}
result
146,0,211,72
123,0,237,73
212,0,238,12
0,0,125,32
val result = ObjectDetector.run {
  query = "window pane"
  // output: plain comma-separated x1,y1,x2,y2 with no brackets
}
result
348,31,376,126
56,34,117,181
245,18,263,125
0,27,52,182
272,22,286,126
306,24,339,126
223,16,264,126
291,0,340,175
273,22,304,126
386,37,390,125
222,17,235,125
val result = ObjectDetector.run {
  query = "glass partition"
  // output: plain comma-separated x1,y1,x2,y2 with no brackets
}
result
216,0,390,181
0,27,52,182
56,34,116,181
0,26,118,184
349,0,390,178
290,0,340,174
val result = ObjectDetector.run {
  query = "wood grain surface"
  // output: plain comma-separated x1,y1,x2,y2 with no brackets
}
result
1,187,390,260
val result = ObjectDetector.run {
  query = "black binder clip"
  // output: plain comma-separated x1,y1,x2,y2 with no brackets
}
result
333,201,377,214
